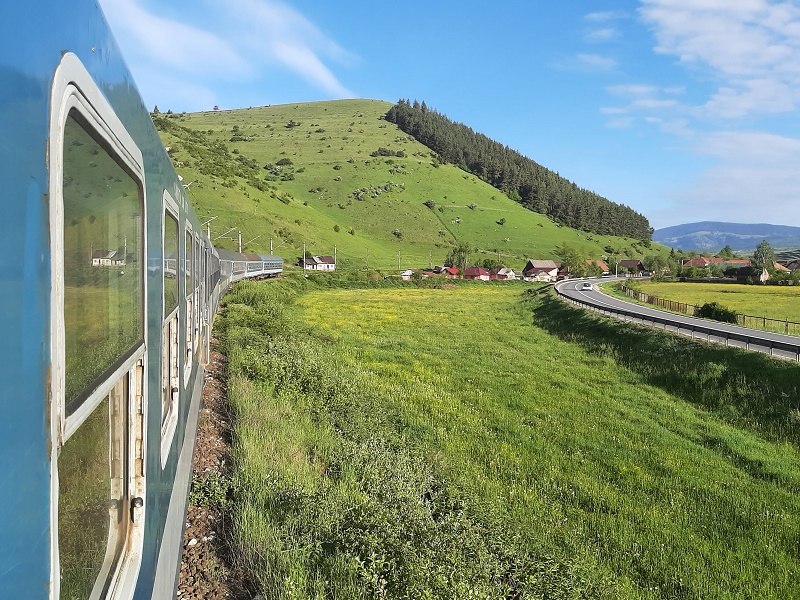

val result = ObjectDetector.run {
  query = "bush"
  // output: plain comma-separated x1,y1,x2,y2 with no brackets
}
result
695,302,738,324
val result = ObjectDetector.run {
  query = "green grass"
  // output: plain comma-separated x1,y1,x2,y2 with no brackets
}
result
155,100,667,271
217,275,800,599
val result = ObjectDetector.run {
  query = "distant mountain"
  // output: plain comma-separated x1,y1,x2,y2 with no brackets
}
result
654,221,800,252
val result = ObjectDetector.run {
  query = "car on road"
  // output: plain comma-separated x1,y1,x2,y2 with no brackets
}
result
580,282,593,291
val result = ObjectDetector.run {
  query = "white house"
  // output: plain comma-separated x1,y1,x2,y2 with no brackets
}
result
300,255,336,271
91,249,125,266
522,259,558,282
490,267,517,280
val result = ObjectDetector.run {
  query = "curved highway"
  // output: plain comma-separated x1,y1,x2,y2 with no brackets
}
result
555,278,800,362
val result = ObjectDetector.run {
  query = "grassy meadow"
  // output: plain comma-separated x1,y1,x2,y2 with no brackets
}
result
215,275,800,599
155,100,665,270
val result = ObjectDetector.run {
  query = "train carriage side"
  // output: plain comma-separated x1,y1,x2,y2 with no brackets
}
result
0,2,280,598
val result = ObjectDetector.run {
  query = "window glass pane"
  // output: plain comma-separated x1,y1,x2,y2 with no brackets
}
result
163,211,178,313
58,381,127,598
185,230,193,294
63,110,142,416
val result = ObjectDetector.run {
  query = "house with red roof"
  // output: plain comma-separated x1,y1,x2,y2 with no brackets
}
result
463,266,490,281
586,259,610,275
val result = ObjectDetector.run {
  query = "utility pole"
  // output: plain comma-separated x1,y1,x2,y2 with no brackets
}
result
365,248,369,270
238,230,242,253
397,250,401,272
201,216,217,241
270,238,273,253
429,251,432,270
334,245,337,267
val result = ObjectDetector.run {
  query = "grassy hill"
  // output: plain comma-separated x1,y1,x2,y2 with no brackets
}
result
155,99,665,271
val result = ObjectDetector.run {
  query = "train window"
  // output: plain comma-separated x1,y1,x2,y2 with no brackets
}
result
184,226,194,385
50,54,146,600
161,199,180,464
163,208,179,313
62,111,143,415
58,379,128,598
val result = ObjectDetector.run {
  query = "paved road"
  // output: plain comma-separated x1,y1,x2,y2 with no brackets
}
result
555,278,800,361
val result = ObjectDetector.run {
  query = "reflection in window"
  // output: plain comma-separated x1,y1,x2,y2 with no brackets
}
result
58,379,128,598
62,110,143,415
163,211,180,436
185,230,193,294
163,210,179,313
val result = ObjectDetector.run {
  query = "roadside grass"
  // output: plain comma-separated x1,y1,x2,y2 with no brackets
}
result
157,100,665,270
218,275,800,599
602,280,800,334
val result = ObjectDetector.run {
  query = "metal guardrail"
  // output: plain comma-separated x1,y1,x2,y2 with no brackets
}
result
556,285,800,362
618,283,800,336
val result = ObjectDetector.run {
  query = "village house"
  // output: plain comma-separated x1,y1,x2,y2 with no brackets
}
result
299,255,336,271
683,257,750,271
785,259,800,272
463,266,490,281
586,259,610,275
433,266,459,278
400,269,415,281
91,249,126,266
522,259,558,282
772,261,791,274
618,259,647,276
735,266,770,283
490,267,517,280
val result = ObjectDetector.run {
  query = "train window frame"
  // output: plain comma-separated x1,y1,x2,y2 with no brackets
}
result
161,193,181,467
183,224,194,387
48,53,147,600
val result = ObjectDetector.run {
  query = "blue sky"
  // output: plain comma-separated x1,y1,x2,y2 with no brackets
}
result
98,0,800,229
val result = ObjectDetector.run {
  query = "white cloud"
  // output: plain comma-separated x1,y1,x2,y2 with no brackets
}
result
101,0,252,79
576,53,618,71
639,0,800,119
98,0,356,109
585,27,618,42
663,130,800,226
585,11,628,23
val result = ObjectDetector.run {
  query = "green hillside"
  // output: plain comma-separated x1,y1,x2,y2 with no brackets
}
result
154,100,665,271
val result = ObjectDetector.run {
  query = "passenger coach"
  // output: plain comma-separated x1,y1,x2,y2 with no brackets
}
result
0,2,281,597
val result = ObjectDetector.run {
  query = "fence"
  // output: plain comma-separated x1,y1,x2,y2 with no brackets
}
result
618,284,800,337
556,286,800,362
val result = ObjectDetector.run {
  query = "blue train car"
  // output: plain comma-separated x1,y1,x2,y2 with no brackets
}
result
0,2,281,597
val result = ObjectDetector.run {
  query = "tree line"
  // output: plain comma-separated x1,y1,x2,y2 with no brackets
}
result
385,99,652,240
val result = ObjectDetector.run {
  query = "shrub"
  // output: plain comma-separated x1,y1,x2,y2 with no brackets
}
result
423,199,436,209
695,302,738,324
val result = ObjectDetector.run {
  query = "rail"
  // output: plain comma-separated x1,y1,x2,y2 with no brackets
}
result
556,284,800,362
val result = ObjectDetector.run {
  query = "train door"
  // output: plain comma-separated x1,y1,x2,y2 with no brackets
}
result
202,245,211,364
49,53,146,599
161,193,180,465
194,235,201,359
